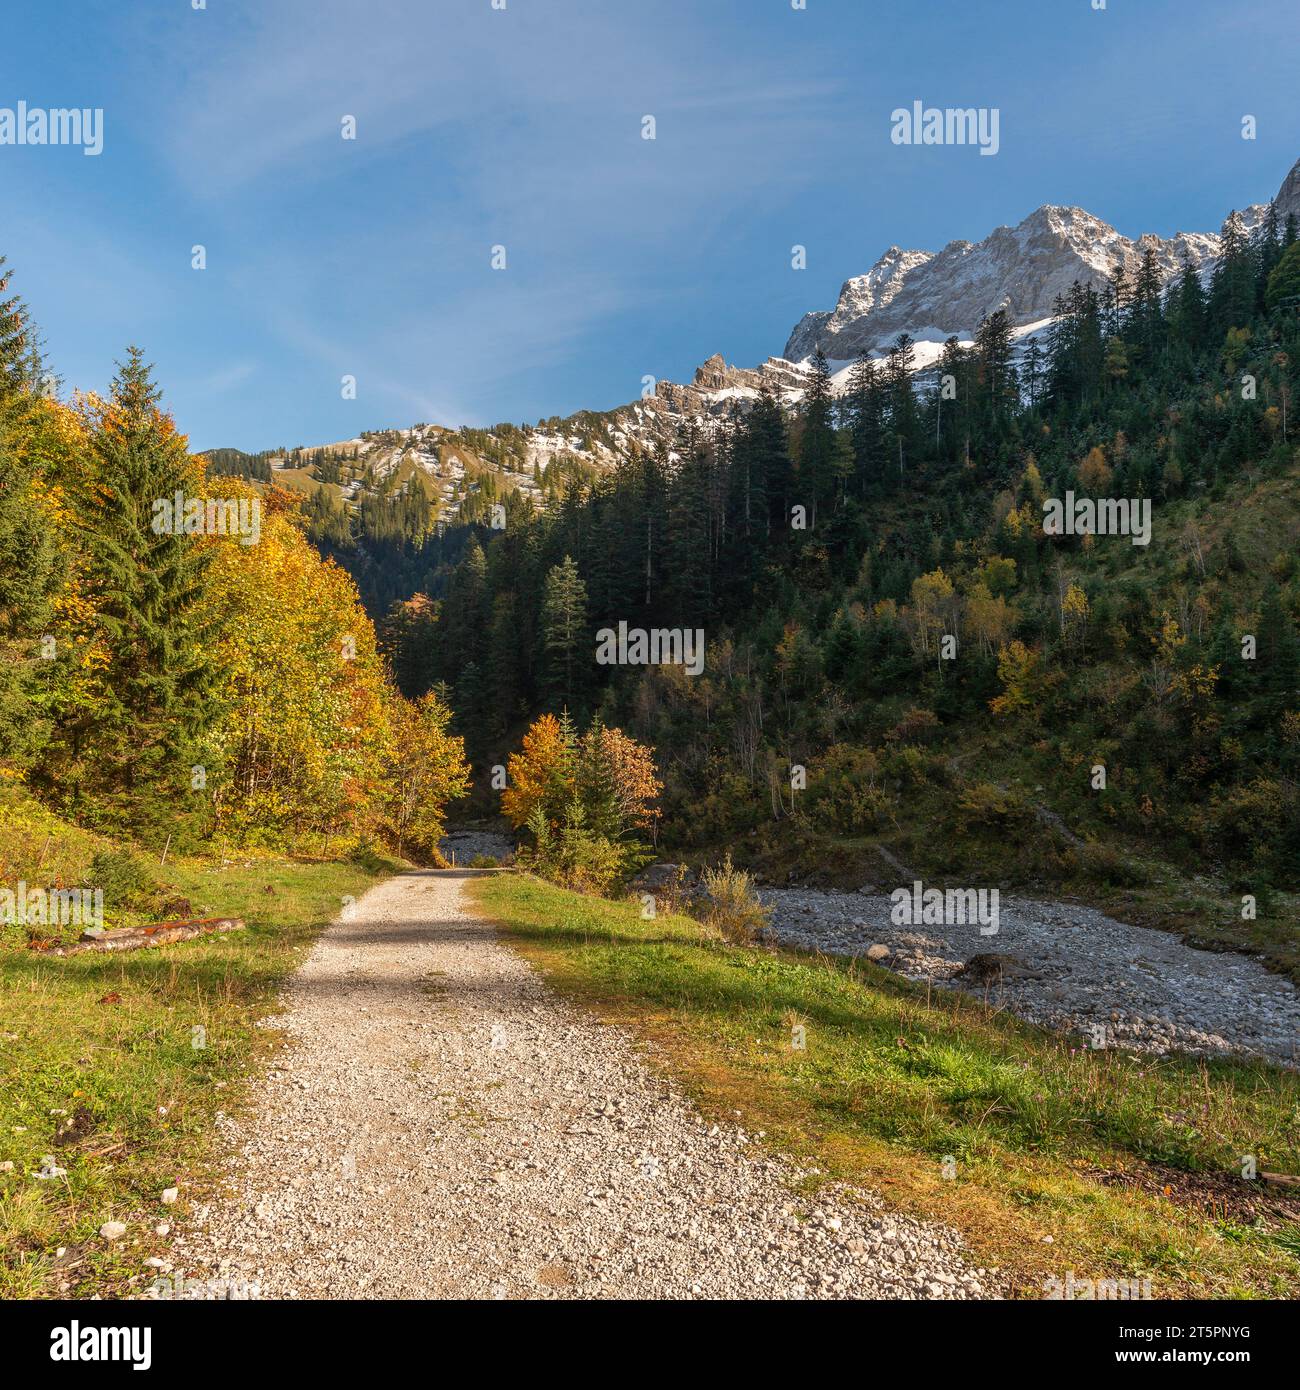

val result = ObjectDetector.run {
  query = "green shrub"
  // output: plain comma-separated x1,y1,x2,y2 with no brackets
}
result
954,781,1029,831
86,848,158,914
518,801,648,896
1068,840,1150,888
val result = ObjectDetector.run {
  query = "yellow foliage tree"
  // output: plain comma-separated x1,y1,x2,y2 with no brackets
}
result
205,486,394,844
501,713,572,830
581,722,662,835
964,581,1015,657
385,690,470,859
906,568,957,661
1078,445,1112,494
990,640,1045,717
1060,580,1090,644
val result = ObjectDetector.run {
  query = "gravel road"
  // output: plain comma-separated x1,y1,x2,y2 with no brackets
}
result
168,870,991,1300
762,888,1300,1069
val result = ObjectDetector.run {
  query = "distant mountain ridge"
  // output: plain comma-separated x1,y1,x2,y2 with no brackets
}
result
784,157,1300,363
206,156,1300,514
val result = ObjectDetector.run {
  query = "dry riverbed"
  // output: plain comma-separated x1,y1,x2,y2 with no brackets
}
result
760,887,1300,1069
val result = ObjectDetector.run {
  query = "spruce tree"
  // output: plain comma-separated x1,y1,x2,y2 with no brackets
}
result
845,349,884,492
796,348,836,525
0,255,43,400
1209,212,1256,334
1170,254,1206,349
0,437,60,772
884,334,918,483
1265,242,1300,314
541,554,589,712
1257,583,1300,723
63,348,224,840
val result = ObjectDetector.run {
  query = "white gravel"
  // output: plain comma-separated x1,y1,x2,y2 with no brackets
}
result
761,888,1300,1069
167,870,992,1300
439,830,514,865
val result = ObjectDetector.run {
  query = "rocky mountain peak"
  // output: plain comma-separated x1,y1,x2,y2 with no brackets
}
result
782,159,1297,365
1274,157,1300,224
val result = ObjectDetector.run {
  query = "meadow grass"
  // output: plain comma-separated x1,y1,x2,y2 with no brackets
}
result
0,790,398,1297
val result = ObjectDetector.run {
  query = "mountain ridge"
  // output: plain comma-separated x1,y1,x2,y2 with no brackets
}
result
204,155,1300,517
781,161,1300,362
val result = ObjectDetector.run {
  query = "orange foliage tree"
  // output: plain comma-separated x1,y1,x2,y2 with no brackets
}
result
501,711,660,841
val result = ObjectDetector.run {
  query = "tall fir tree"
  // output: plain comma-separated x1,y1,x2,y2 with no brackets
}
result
60,348,224,841
796,348,836,525
540,554,589,713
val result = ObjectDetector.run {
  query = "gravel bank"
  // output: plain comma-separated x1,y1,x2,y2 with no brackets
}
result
439,829,515,865
167,870,991,1300
761,888,1300,1069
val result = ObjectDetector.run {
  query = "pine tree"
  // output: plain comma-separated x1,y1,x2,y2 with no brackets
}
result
541,554,589,712
796,348,836,525
1129,245,1165,356
664,423,712,620
0,435,60,771
1257,583,1300,722
1265,241,1300,314
749,386,792,538
63,348,224,840
975,309,1016,419
1254,200,1283,305
442,535,489,679
884,333,918,483
1209,212,1256,334
0,255,43,401
845,349,884,492
1021,337,1043,411
1105,262,1128,339
1169,254,1206,350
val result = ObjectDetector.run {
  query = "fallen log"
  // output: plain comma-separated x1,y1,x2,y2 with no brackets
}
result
44,917,245,956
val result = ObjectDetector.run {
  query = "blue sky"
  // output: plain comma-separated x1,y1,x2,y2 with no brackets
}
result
1,0,1297,451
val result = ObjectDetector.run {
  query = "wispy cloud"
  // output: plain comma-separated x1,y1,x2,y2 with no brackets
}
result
134,0,845,433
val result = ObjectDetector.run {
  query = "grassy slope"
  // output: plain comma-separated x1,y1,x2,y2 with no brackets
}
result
472,872,1300,1299
0,788,399,1298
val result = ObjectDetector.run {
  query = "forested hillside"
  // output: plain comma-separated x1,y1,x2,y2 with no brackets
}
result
386,212,1300,898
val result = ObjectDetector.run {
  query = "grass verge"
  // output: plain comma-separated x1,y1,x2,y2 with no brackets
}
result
0,791,399,1298
472,871,1300,1300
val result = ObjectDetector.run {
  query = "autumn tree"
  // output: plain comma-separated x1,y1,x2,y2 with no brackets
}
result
384,689,471,859
963,581,1015,657
579,718,662,839
502,710,659,842
906,568,958,662
501,712,575,830
206,485,392,845
1077,445,1112,494
990,640,1048,717
1059,580,1090,648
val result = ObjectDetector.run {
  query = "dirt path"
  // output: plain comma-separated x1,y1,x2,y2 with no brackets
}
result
170,870,990,1300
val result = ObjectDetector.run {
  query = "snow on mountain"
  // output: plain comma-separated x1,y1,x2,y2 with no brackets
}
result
226,158,1300,510
782,157,1300,364
785,203,1241,363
